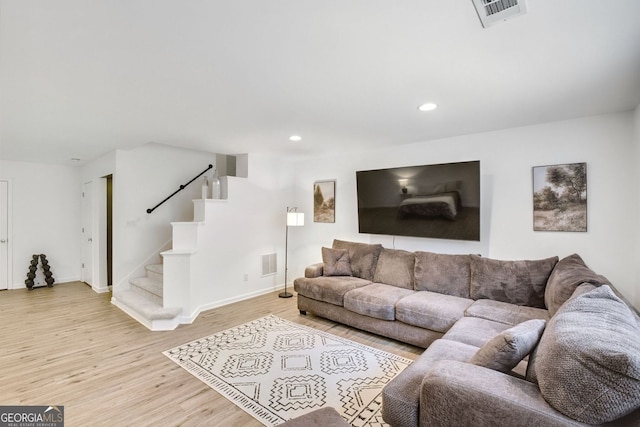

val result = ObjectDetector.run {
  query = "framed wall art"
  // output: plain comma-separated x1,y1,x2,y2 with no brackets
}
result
532,162,587,232
313,180,335,223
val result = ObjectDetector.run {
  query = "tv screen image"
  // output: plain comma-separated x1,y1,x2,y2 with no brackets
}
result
356,161,480,241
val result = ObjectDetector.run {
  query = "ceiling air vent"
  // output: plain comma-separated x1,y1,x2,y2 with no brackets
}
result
471,0,527,28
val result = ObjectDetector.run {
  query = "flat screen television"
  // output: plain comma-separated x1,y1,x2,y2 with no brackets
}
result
356,160,480,241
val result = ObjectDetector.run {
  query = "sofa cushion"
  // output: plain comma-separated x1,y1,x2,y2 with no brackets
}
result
321,247,352,276
332,239,383,281
465,299,550,326
293,276,371,306
535,285,640,424
395,291,474,333
544,253,611,316
381,339,478,427
526,283,597,384
470,255,558,308
442,316,512,348
343,283,415,321
373,248,415,289
469,319,546,374
414,251,471,298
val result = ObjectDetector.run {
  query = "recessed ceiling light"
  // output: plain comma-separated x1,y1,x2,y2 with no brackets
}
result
418,103,438,112
289,135,302,142
70,158,81,162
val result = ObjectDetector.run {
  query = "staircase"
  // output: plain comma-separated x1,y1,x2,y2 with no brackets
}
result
113,189,233,331
113,263,182,331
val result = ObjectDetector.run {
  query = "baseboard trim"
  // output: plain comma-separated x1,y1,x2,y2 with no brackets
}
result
92,284,110,294
112,285,286,331
179,286,284,325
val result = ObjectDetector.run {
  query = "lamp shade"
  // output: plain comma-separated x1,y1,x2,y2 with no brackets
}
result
287,212,304,226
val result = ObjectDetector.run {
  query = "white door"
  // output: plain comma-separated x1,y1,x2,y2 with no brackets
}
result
0,180,9,290
81,182,93,286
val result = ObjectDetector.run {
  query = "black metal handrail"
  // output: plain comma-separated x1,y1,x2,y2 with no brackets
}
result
146,164,213,214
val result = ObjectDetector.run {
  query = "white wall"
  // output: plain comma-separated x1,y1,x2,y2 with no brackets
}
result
80,150,116,183
0,160,81,287
634,104,640,308
291,111,639,309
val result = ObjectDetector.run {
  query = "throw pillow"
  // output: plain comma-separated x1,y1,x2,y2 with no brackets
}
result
544,253,611,316
322,247,352,277
535,285,640,424
469,319,546,373
470,255,558,308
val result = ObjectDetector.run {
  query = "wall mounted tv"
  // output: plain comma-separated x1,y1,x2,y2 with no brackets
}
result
356,160,480,241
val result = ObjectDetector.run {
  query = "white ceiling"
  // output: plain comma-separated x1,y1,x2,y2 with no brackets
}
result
2,1,640,165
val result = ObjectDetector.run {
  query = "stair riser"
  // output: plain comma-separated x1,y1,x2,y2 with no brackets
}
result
131,284,163,306
146,269,163,282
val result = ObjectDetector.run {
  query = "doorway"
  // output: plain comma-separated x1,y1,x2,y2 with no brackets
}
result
106,175,113,287
80,176,112,293
81,181,93,286
0,180,10,290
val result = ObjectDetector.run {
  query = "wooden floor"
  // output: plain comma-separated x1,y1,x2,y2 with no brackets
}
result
0,282,422,426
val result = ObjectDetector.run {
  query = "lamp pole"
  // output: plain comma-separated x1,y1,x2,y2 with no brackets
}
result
280,207,293,298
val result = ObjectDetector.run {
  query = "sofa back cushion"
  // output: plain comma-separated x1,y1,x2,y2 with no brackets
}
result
470,255,558,308
414,252,471,298
372,248,415,289
534,285,640,424
525,283,596,384
332,239,383,281
544,253,611,316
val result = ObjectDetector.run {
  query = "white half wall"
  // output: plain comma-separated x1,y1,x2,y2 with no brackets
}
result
291,111,639,309
0,160,81,287
163,153,295,320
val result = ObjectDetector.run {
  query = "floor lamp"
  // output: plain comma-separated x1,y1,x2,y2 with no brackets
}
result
281,206,304,298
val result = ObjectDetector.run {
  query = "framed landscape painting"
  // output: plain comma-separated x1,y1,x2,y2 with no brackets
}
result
313,180,335,223
532,162,587,232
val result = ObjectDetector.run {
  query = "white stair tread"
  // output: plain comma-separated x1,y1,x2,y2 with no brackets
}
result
130,276,163,297
145,264,163,275
117,290,181,320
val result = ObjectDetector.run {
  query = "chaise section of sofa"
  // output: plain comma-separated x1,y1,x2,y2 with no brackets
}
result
386,285,640,426
415,285,640,427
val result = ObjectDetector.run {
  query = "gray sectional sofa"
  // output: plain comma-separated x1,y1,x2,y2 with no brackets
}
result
293,239,640,426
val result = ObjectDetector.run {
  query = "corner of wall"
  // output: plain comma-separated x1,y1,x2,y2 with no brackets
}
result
634,104,640,309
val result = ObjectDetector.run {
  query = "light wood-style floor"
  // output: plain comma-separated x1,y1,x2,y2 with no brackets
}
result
0,282,422,426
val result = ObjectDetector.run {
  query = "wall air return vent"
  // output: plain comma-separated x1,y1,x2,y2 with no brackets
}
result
472,0,527,28
262,253,277,276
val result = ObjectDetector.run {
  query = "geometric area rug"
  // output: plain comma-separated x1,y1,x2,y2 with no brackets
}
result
164,315,412,426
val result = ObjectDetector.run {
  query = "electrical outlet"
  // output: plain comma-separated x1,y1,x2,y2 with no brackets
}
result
243,273,248,282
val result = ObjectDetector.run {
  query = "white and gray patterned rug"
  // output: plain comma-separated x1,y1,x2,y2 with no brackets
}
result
164,314,412,426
